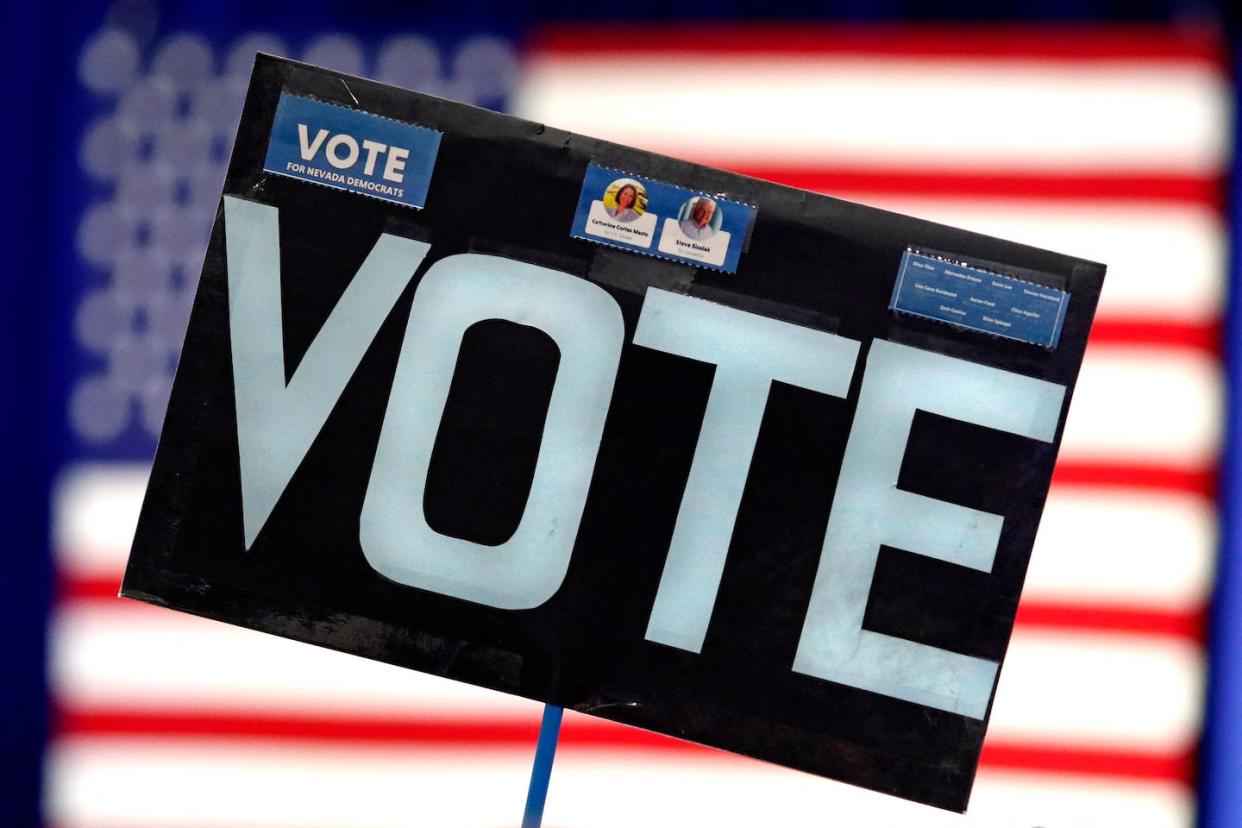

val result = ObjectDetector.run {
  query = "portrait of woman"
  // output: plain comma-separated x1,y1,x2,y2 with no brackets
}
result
605,181,643,223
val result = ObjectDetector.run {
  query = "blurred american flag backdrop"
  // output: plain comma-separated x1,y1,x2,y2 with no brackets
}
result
30,9,1232,828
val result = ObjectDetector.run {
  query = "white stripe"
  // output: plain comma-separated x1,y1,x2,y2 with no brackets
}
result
1028,490,1213,608
515,57,1228,174
1059,346,1219,466
53,463,149,576
50,605,1199,749
46,740,1192,828
49,603,535,718
833,199,1224,323
993,629,1201,749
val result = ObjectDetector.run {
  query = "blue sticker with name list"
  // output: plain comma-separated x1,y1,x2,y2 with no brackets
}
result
889,249,1069,348
263,93,441,209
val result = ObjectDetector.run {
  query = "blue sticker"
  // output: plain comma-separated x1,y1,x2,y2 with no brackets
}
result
570,164,756,273
263,93,441,209
890,249,1070,348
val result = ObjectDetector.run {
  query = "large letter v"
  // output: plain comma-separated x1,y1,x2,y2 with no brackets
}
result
224,195,431,548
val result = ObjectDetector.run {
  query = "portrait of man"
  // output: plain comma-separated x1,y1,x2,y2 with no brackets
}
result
679,197,718,240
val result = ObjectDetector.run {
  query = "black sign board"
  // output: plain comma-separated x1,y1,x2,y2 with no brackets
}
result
123,54,1105,812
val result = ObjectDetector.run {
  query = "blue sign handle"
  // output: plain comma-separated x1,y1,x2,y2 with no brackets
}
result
522,704,564,828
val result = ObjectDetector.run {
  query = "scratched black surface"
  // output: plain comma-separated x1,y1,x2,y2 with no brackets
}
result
122,54,1106,812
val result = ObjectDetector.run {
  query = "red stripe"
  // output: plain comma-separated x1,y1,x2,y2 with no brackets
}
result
1088,317,1220,355
54,707,1191,784
59,573,1204,642
528,24,1223,66
1052,461,1215,498
727,166,1223,206
978,741,1194,784
1014,601,1203,641
55,708,544,747
61,574,123,602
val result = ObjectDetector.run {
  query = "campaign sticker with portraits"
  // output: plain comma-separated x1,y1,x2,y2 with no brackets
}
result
570,164,756,272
